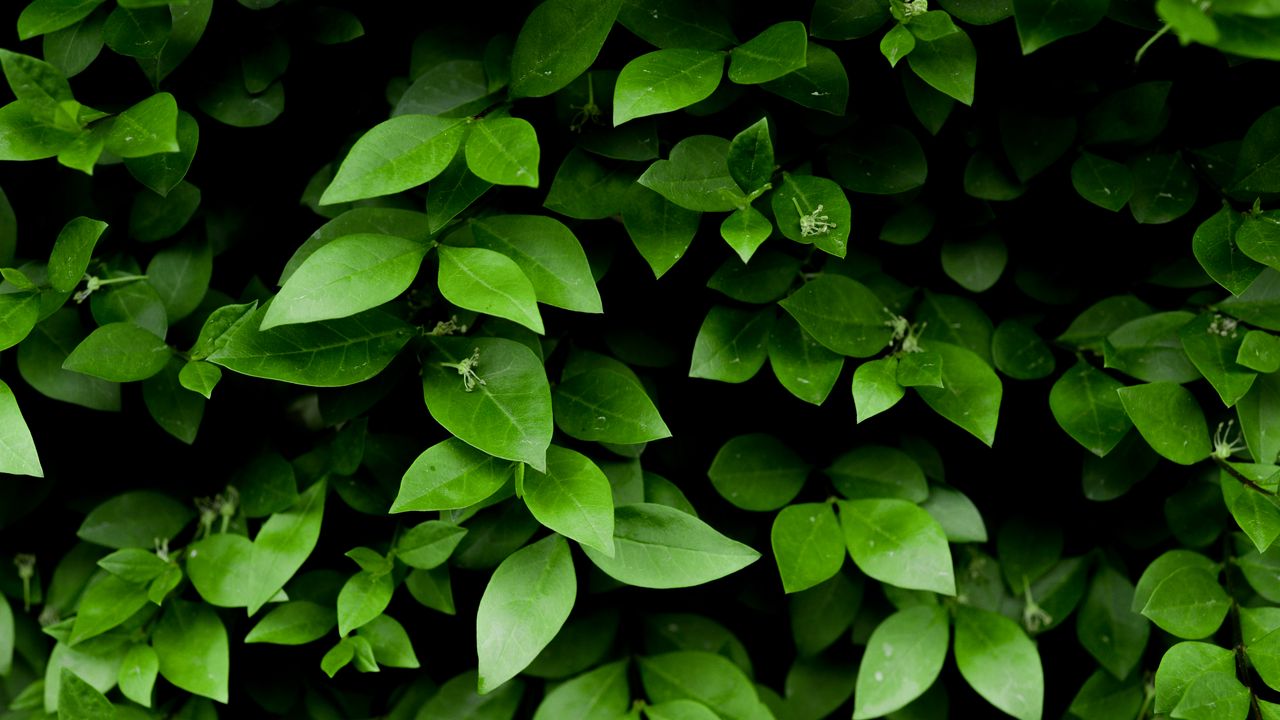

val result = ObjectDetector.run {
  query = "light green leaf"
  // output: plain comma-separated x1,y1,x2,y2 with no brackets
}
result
337,568,394,637
779,275,891,357
471,215,601,313
709,434,809,512
1154,641,1236,714
18,0,109,40
1049,360,1131,457
881,24,916,67
394,440,515,512
177,360,221,399
62,322,170,382
58,668,114,720
1116,382,1211,465
69,573,149,644
465,117,540,188
954,606,1043,720
771,503,844,593
839,498,955,595
152,600,228,703
357,614,420,669
533,659,630,720
553,367,671,444
523,446,615,555
920,483,987,543
437,245,544,333
853,605,949,719
422,337,553,470
639,651,766,720
245,601,335,645
1170,672,1250,720
771,173,850,259
0,290,39,351
509,0,622,98
1140,565,1229,639
280,207,432,286
718,206,773,263
614,50,724,126
394,521,468,569
638,135,744,212
117,643,157,707
477,534,576,693
320,115,467,205
104,92,178,158
0,379,42,477
47,217,108,293
916,341,1003,447
852,357,905,422
583,503,760,588
689,306,772,383
262,234,428,329
728,21,807,84
97,548,167,583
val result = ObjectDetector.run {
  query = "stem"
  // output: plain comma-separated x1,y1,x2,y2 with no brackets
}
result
1134,24,1172,64
1215,456,1276,496
93,274,148,286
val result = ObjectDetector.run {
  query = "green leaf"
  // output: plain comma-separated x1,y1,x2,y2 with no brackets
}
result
337,569,394,636
728,21,807,84
394,521,468,569
177,361,221,399
1192,205,1263,296
532,659,629,720
1129,152,1198,225
152,600,229,703
145,238,211,323
838,498,955,595
552,367,670,444
881,24,916,67
357,614,419,668
104,93,178,159
709,434,809,512
1140,565,1230,639
0,290,39,351
1049,360,1132,457
916,342,1003,447
613,50,724,126
954,607,1043,720
1179,312,1256,406
97,548,167,583
476,534,576,693
718,207,773,263
1154,641,1236,714
422,337,553,470
117,644,157,707
761,41,850,115
207,306,412,387
1014,0,1108,53
768,313,844,406
827,125,927,194
62,321,170,382
853,605,949,719
779,275,890,357
437,245,544,333
0,379,42,477
710,250,801,305
47,217,108,293
1103,312,1200,383
621,185,700,279
245,601,335,645
1238,210,1280,274
124,110,198,197
771,174,851,259
1076,565,1149,680
1069,670,1144,720
18,0,109,40
907,27,976,106
19,309,121,410
78,491,192,548
728,117,773,193
1240,331,1280,373
262,234,428,329
280,207,432,286
689,306,772,383
0,101,78,160
811,0,890,39
394,435,519,512
921,483,987,543
427,148,493,233
319,115,467,205
1171,672,1250,720
1071,152,1133,212
618,0,737,49
991,320,1054,380
638,135,744,212
1223,464,1280,552
130,180,200,243
465,117,540,188
639,651,766,720
470,215,602,313
0,50,76,126
69,573,149,644
771,503,845,593
509,0,622,98
1116,382,1211,465
1233,106,1280,194
827,445,928,502
852,357,905,422
941,234,1007,293
58,668,114,720
582,503,760,588
544,148,637,220
103,6,169,58
523,446,615,555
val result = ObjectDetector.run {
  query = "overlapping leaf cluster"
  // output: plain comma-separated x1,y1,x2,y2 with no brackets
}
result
2,0,1280,719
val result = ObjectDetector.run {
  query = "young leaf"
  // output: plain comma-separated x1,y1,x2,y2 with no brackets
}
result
779,275,891,357
118,644,158,707
771,503,845,593
465,117,540,188
709,434,809,512
0,379,42,477
470,215,602,313
954,606,1044,720
852,357,905,422
152,600,229,703
337,568,394,637
245,601,335,645
1116,382,1211,465
421,337,553,471
727,117,773,193
728,21,807,84
476,534,576,693
509,0,622,98
320,115,467,205
522,446,615,555
853,605,949,719
582,503,760,588
437,245,544,333
357,614,419,669
718,206,772,263
614,50,724,126
838,498,955,595
262,234,428,329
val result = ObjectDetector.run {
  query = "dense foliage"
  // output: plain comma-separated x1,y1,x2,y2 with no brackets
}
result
3,0,1280,718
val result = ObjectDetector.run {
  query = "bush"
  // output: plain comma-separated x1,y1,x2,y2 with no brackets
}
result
2,0,1280,718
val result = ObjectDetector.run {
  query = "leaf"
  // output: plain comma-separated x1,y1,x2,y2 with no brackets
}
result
954,607,1044,720
0,379,42,477
1234,106,1280,194
117,644,157,707
319,115,467,205
245,601,335,645
852,357,905,422
394,440,515,513
1139,565,1230,639
1049,359,1132,457
1240,331,1280,373
1076,565,1150,680
728,21,807,84
1014,0,1108,53
69,573,149,644
532,659,630,720
770,174,851,258
465,117,540,188
124,110,198,197
78,491,193,548
1179,312,1256,406
476,534,576,693
18,0,109,39
761,41,850,115
0,50,76,126
1129,152,1198,225
146,238,211,323
47,217,108,293
1104,312,1199,383
638,135,744,212
522,446,615,555
422,337,553,470
621,184,700,279
357,614,419,668
1071,152,1133,212
262,234,428,329
613,50,724,126
881,24,916,67
337,568,394,636
728,117,773,193
811,0,890,39
852,605,949,719
1154,641,1236,714
617,0,737,49
688,305,772,383
97,548,168,583
709,434,809,512
718,207,773,263
437,245,544,333
1192,205,1264,296
58,668,114,720
152,600,229,703
639,651,766,720
509,0,622,98
1171,672,1250,720
992,320,1055,380
921,483,987,543
207,306,412,387
280,207,432,286
62,322,171,382
178,361,221,399
470,215,602,313
771,503,845,593
544,148,637,220
393,521,468,569
827,125,928,194
103,6,169,58
1116,382,1211,465
839,498,955,595
827,445,928,502
1069,671,1144,720
768,312,844,406
552,366,670,444
916,342,1003,447
428,148,493,232
104,92,178,158
0,290,39,351
779,275,890,357
907,28,976,106
941,234,1007,293
582,503,760,588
